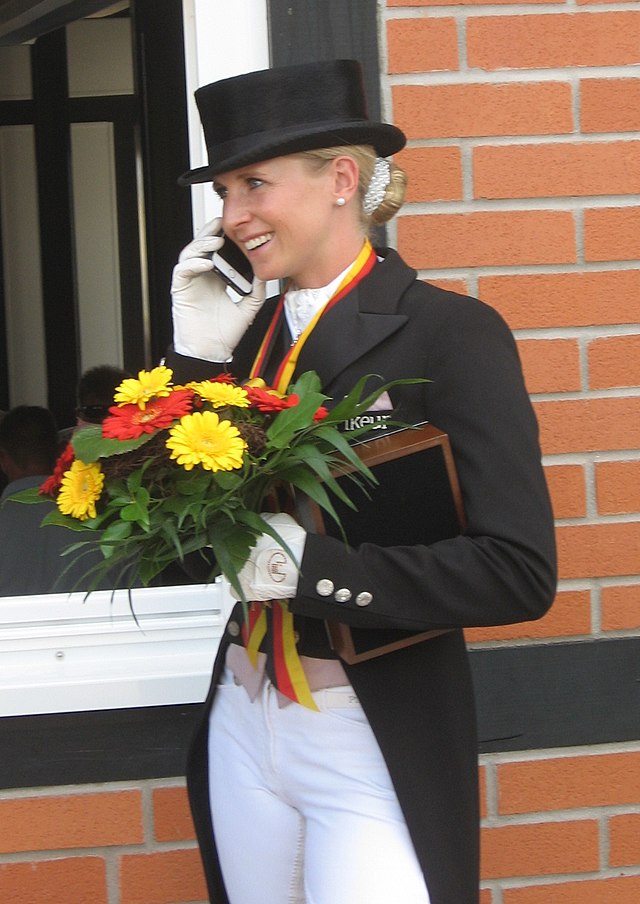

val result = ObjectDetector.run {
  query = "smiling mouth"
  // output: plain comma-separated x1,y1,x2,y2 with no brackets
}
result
244,233,273,252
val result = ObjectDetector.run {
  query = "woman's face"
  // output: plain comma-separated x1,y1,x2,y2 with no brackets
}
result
214,154,361,288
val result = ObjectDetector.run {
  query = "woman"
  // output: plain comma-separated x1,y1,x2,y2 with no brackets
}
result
167,60,557,904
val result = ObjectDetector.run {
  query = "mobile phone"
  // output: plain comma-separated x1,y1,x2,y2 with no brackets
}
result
211,232,254,296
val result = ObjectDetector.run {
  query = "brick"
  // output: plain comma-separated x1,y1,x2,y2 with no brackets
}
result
479,765,488,819
387,18,459,73
474,141,640,199
544,464,587,519
556,522,640,579
396,147,463,203
504,876,640,904
153,786,196,842
533,396,640,454
480,890,493,904
479,270,640,330
467,12,640,70
601,583,640,631
584,206,640,261
425,277,470,296
516,339,581,394
481,820,598,879
0,791,143,854
120,848,207,904
465,589,591,642
389,0,553,5
609,813,640,866
392,83,572,140
588,334,640,389
596,460,640,514
398,211,575,270
0,857,107,904
498,751,640,814
582,78,640,133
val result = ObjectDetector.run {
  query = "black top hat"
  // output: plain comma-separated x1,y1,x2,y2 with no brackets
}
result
178,59,406,185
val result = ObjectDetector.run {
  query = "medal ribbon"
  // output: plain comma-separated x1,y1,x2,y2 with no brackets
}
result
242,602,319,710
270,603,318,710
243,241,376,709
242,602,267,667
249,239,376,393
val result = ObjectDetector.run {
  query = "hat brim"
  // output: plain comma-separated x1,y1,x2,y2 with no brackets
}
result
177,121,406,186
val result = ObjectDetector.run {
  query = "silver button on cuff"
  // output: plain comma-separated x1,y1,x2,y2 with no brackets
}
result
334,588,352,603
316,579,334,597
355,591,373,607
227,620,241,636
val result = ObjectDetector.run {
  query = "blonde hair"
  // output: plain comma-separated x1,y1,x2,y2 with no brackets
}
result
299,145,407,230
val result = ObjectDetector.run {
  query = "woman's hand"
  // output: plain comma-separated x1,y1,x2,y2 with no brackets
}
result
171,218,266,361
235,513,307,601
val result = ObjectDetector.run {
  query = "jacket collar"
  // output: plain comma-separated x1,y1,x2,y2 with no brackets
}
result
293,248,416,390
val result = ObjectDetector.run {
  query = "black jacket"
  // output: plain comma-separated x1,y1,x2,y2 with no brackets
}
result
168,249,557,904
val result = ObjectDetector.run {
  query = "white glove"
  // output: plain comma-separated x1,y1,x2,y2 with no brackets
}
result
171,217,266,361
236,513,307,601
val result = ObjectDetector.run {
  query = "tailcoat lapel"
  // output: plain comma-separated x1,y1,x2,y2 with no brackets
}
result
292,249,415,390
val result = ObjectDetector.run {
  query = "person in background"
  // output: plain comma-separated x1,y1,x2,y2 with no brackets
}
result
166,60,557,904
0,405,104,595
58,364,132,447
75,364,132,427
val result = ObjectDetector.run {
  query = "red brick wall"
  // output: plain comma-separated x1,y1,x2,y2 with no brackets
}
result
386,0,640,898
3,753,640,903
0,782,207,904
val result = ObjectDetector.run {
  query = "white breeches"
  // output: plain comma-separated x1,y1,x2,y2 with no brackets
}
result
207,667,431,904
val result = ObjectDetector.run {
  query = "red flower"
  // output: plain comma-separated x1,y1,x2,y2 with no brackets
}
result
102,389,194,439
245,386,329,422
245,386,290,413
40,441,75,497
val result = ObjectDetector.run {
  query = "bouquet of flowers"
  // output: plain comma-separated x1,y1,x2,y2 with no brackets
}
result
18,366,414,597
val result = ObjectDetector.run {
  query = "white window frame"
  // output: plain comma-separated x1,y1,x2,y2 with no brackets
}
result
0,2,270,722
0,579,235,717
182,0,270,228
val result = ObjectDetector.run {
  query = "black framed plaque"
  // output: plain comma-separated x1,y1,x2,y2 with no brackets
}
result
297,423,466,663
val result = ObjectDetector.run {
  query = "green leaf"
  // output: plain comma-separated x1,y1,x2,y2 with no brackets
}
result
322,373,379,422
287,370,324,397
325,375,429,424
176,473,212,496
120,501,149,526
41,509,98,531
5,486,45,505
73,425,156,462
212,470,244,491
311,424,376,480
100,520,133,543
133,485,151,506
267,393,327,447
284,466,344,521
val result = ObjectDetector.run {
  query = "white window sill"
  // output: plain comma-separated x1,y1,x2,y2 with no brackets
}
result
0,580,233,717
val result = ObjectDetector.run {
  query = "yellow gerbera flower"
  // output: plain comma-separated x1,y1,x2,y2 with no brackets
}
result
57,460,104,521
190,381,250,409
114,366,174,409
166,411,247,472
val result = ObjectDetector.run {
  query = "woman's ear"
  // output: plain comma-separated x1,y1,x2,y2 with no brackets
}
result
332,155,360,205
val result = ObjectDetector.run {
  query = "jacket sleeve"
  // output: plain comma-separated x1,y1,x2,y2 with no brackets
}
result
291,295,557,631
